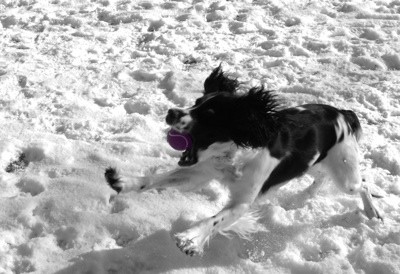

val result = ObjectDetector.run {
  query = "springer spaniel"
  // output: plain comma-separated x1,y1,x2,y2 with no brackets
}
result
105,66,382,256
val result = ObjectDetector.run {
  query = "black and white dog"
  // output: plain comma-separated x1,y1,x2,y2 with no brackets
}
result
105,66,382,256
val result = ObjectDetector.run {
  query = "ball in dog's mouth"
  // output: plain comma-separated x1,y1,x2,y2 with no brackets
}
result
166,129,198,166
167,129,192,151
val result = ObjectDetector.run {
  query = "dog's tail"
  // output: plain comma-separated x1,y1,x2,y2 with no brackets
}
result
341,109,362,142
105,167,123,193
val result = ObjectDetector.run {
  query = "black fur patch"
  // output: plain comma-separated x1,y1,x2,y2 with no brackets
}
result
104,167,122,193
189,86,280,152
340,109,362,140
203,65,239,95
261,154,310,194
338,131,345,143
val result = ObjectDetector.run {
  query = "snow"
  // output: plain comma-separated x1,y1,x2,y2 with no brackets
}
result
0,0,400,273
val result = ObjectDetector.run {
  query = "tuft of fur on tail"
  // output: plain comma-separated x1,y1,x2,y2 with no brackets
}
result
105,167,122,193
219,209,261,240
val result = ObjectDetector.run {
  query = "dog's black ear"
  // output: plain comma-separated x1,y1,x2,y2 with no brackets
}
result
204,65,238,94
230,86,281,148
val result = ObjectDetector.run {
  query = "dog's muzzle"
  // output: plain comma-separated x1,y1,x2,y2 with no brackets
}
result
166,108,185,126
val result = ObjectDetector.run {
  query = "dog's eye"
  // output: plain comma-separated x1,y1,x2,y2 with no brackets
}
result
204,109,215,116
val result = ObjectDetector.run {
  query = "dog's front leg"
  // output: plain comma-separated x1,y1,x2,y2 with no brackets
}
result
105,164,216,194
174,149,279,256
174,203,254,256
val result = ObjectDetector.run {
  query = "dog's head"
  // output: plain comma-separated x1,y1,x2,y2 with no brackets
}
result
166,66,280,166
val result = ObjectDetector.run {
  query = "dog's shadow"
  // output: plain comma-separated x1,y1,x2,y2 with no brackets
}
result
55,204,319,273
54,219,251,274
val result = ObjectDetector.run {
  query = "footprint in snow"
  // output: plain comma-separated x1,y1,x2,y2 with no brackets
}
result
16,177,45,196
110,196,130,214
13,258,36,274
55,226,79,250
109,225,139,247
5,146,46,173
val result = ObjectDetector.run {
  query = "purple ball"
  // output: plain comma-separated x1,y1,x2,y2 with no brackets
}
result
167,129,192,151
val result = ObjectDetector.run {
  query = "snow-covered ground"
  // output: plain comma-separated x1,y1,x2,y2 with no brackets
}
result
1,0,400,273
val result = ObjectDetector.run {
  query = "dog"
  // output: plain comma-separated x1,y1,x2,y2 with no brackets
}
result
105,66,382,256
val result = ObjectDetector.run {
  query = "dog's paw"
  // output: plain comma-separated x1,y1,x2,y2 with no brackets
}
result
175,233,203,256
361,186,384,222
365,204,384,222
105,167,123,193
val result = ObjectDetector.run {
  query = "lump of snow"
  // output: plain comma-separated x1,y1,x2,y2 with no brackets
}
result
72,30,94,38
351,56,385,70
62,16,82,29
206,10,228,22
360,29,383,40
229,21,258,34
382,53,400,70
124,100,151,115
130,70,159,82
356,12,400,20
352,240,400,273
289,46,311,57
303,41,330,53
321,8,337,18
94,97,114,107
366,144,400,176
159,71,176,92
339,4,361,13
21,88,36,98
17,75,27,88
14,259,36,274
98,10,142,25
206,2,237,22
148,19,165,32
363,88,390,112
1,15,17,28
285,17,301,27
259,41,278,50
158,71,187,106
265,48,287,58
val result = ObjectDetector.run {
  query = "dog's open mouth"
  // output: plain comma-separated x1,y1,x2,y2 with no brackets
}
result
178,148,197,166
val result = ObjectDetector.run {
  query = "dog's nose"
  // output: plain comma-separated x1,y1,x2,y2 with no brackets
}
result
166,108,182,125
